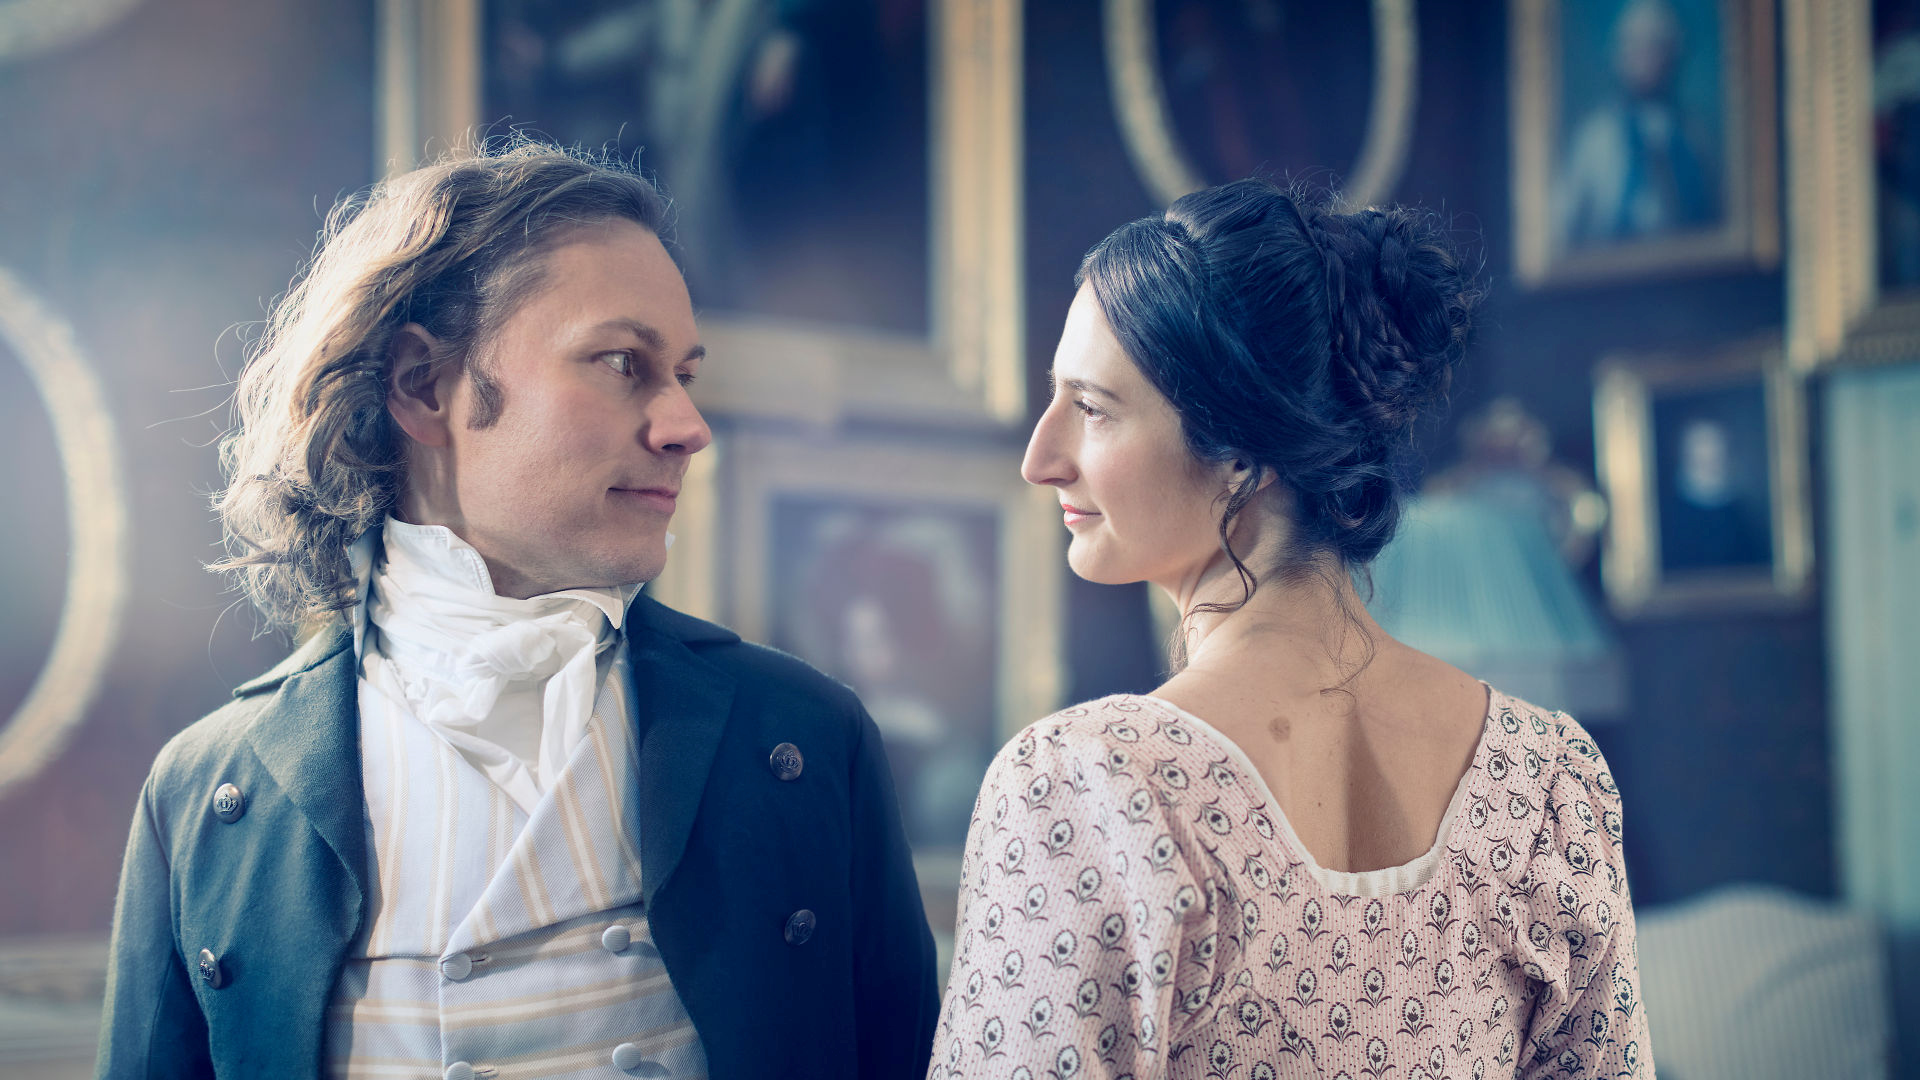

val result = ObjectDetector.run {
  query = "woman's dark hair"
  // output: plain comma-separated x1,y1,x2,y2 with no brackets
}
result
1078,178,1483,611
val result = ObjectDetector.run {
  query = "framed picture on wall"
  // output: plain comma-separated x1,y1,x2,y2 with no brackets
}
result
1782,0,1920,369
1592,338,1813,616
1510,0,1780,287
714,429,1062,895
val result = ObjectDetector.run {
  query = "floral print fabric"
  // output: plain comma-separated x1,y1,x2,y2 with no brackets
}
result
930,690,1651,1079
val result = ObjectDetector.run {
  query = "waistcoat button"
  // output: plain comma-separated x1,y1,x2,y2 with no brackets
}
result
784,908,816,946
196,948,225,989
611,1042,644,1070
444,1063,475,1080
440,952,473,981
769,742,804,781
211,783,245,823
602,924,631,953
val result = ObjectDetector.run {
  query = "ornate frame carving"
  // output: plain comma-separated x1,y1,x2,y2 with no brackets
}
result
1102,0,1420,207
1782,0,1920,371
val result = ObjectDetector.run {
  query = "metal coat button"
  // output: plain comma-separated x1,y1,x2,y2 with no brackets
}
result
602,925,631,953
211,783,245,823
769,742,804,781
440,952,473,981
443,1063,475,1080
784,908,816,946
196,948,225,988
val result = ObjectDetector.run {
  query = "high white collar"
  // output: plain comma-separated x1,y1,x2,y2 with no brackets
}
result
351,517,645,815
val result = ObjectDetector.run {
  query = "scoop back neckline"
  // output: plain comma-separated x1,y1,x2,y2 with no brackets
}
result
1119,688,1497,898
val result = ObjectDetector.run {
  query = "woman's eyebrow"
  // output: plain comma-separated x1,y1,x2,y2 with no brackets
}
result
1055,375,1120,402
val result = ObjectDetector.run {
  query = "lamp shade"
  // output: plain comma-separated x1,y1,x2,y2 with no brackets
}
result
1365,493,1626,719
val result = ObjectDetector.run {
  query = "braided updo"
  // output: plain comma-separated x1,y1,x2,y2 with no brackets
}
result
1077,178,1482,594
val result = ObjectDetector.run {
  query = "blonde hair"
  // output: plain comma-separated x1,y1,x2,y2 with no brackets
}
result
213,139,671,633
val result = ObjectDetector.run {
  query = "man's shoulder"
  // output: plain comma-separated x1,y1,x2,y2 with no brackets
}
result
152,626,353,802
632,595,861,717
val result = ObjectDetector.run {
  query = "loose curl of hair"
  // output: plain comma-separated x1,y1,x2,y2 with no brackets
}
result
213,138,672,634
1078,178,1484,640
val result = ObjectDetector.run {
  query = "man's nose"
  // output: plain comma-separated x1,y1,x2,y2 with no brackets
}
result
649,387,712,456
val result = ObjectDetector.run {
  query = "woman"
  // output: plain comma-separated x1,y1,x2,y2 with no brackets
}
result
931,180,1651,1079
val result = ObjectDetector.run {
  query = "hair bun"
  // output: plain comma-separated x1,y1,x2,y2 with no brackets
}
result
1312,206,1481,442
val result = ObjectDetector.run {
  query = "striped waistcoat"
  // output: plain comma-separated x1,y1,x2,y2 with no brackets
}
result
325,655,706,1079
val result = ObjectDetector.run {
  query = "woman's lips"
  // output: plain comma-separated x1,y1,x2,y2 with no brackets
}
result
611,487,678,513
1062,503,1099,527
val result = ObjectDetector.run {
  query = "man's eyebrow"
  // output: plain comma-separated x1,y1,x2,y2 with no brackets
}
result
588,318,706,363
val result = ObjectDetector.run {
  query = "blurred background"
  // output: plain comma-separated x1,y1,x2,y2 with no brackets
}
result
0,0,1915,1076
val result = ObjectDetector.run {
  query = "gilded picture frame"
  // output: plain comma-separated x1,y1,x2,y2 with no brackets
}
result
720,427,1063,963
374,0,1030,627
1593,337,1813,616
1509,0,1781,288
1781,0,1920,371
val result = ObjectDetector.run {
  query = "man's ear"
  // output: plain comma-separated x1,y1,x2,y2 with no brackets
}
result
386,324,457,448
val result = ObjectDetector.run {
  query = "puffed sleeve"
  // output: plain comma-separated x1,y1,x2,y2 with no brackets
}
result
929,712,1228,1080
1515,719,1654,1079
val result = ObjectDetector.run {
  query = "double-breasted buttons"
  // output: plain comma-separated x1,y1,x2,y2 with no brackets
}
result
440,952,473,981
210,783,245,823
784,908,816,946
769,742,804,781
443,1063,475,1080
196,948,225,989
601,925,631,953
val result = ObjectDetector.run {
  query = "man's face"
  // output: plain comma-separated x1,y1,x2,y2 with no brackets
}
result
431,219,710,596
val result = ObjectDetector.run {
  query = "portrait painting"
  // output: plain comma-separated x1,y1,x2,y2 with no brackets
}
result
1648,382,1773,574
1593,340,1812,616
1510,0,1779,285
768,497,1000,850
483,0,931,336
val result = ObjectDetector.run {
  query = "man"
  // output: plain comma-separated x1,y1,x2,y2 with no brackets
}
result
96,142,939,1078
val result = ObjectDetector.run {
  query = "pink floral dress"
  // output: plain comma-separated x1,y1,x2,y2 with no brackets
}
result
929,690,1652,1080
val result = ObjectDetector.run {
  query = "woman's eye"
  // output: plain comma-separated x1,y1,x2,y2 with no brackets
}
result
599,351,633,376
1073,399,1103,419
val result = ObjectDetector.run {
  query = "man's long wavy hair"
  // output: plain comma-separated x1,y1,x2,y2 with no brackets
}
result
213,140,671,635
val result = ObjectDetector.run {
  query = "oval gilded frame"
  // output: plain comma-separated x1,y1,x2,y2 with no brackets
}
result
1102,0,1420,208
0,267,129,798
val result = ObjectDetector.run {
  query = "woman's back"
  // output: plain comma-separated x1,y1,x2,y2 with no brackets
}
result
1153,640,1490,878
928,689,1648,1079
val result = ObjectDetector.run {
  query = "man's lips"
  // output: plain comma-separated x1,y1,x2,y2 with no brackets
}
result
611,487,679,512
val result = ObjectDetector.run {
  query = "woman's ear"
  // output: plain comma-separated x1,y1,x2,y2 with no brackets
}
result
1226,457,1278,494
386,324,458,448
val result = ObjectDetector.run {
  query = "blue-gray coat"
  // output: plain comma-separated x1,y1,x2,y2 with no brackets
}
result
95,596,940,1079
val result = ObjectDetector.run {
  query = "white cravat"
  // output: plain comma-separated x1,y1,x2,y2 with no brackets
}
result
360,517,641,816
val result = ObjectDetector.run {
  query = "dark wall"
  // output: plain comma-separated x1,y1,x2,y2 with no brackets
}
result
0,0,372,934
1024,0,1833,908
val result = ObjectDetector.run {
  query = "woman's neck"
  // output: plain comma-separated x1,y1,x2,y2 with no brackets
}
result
1159,548,1386,691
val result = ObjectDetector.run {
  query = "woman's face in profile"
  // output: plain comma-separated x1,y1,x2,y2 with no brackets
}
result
1022,284,1234,588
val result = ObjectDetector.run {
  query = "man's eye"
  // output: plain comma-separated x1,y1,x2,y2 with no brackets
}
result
600,351,633,376
676,371,697,388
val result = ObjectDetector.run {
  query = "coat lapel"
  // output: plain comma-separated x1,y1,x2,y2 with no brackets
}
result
241,624,370,915
625,597,738,908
